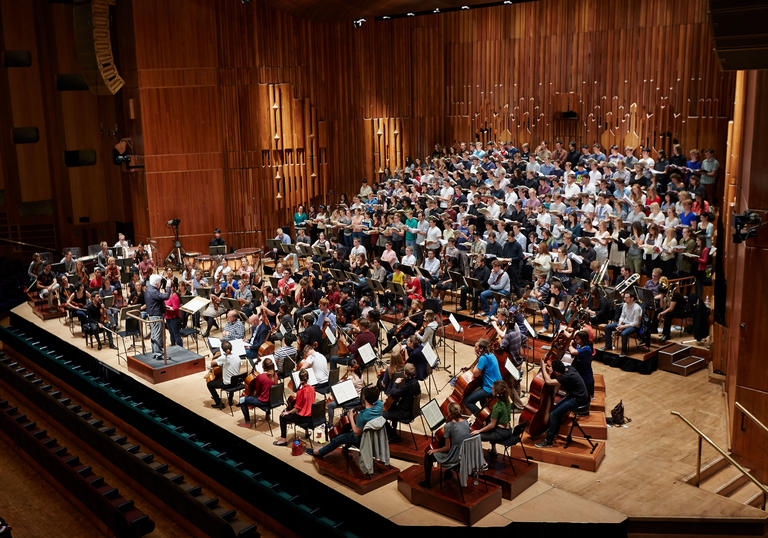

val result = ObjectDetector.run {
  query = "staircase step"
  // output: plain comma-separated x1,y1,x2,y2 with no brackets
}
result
745,489,766,509
682,456,729,485
715,472,751,497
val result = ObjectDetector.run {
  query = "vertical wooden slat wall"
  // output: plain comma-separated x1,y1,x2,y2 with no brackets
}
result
127,0,734,254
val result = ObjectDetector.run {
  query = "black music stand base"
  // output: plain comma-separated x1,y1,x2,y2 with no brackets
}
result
564,415,598,454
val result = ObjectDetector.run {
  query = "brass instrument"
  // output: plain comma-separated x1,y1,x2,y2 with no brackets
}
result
615,272,640,294
591,259,609,286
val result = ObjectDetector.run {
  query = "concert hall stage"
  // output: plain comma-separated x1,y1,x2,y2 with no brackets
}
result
5,302,766,532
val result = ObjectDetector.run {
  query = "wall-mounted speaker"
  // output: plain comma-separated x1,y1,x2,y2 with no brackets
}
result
12,127,40,144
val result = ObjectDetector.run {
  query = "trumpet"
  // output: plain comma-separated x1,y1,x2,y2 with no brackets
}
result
616,272,640,294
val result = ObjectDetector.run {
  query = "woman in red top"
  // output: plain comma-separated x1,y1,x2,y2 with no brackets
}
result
405,274,423,306
240,358,278,426
164,281,183,348
274,369,316,446
694,235,710,299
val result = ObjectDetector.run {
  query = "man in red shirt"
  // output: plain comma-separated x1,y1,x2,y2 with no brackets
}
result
138,253,154,281
89,268,105,290
274,369,315,446
331,318,377,370
240,358,278,426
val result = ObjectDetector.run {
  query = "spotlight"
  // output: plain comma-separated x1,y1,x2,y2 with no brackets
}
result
167,218,181,227
433,8,440,13
353,18,366,27
503,1,513,4
406,12,415,16
461,5,470,9
382,15,390,19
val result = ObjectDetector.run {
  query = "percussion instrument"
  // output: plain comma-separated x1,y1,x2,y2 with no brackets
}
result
195,255,215,275
184,252,201,267
234,248,261,268
225,253,242,272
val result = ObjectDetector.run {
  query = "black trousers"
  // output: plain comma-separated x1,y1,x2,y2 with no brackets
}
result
279,413,312,439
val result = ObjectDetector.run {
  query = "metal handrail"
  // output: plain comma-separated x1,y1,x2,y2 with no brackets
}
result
736,402,768,437
671,411,767,510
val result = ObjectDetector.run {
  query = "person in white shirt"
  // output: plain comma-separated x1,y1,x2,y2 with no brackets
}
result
207,341,242,409
425,218,442,254
439,183,455,209
535,205,551,238
488,199,501,220
301,346,329,389
113,233,130,257
603,292,642,354
504,184,518,206
549,193,567,215
401,245,417,268
349,237,367,263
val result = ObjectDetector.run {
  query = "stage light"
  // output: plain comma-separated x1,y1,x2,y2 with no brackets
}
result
353,18,366,28
406,12,415,16
167,218,181,227
382,15,390,20
461,5,470,9
433,8,440,13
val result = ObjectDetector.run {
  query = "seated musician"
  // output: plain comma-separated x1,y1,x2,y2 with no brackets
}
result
274,368,315,446
277,269,295,298
415,309,438,348
420,249,440,297
65,283,89,322
207,340,241,409
298,313,323,350
89,267,105,290
261,289,281,326
61,251,76,277
36,262,60,302
459,255,490,314
315,297,337,333
405,273,423,308
474,381,515,460
463,339,503,415
138,253,153,282
434,256,458,304
327,359,363,425
382,300,423,354
480,260,510,321
419,402,470,489
273,333,298,374
402,334,429,381
300,343,329,393
337,286,357,323
658,286,687,342
567,329,595,397
333,318,377,370
603,292,642,354
541,279,567,335
239,358,277,426
84,293,115,350
234,278,253,316
307,386,382,459
492,308,525,409
221,310,245,341
534,358,590,448
105,257,121,292
384,363,421,442
584,286,613,325
378,350,404,395
244,314,269,365
401,245,417,268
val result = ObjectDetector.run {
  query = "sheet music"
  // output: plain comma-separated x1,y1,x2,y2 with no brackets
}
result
324,326,337,345
522,318,536,338
420,399,445,431
358,343,377,365
229,338,247,358
292,368,318,386
422,342,439,368
254,354,270,374
448,313,462,333
181,296,210,314
505,358,521,381
208,337,222,350
280,323,288,335
331,379,358,405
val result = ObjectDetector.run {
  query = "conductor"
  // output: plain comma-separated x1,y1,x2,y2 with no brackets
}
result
145,274,170,360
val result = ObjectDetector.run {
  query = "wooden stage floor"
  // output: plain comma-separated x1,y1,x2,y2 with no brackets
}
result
7,303,767,529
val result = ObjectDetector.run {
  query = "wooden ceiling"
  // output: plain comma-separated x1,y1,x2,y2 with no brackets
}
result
263,0,513,21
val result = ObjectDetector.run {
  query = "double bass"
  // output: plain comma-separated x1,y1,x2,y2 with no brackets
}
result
519,292,589,437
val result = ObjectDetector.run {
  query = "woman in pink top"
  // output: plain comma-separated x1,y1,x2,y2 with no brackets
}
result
164,281,183,347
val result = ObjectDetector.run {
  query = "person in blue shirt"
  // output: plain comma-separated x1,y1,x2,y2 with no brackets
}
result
308,386,383,458
463,339,502,415
567,328,595,397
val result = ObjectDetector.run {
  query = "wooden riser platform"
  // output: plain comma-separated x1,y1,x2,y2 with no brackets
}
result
127,346,206,384
313,450,399,494
508,432,606,472
397,464,502,525
480,450,538,500
559,411,608,440
28,301,66,321
389,432,432,463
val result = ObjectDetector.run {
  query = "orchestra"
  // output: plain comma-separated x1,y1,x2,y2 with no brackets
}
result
22,139,715,492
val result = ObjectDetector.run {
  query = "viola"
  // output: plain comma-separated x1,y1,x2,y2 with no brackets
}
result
205,365,222,384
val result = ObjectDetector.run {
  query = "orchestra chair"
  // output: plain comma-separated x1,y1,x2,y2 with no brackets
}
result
358,417,390,478
260,383,285,437
179,325,200,353
116,316,141,366
277,354,297,382
395,397,423,450
219,373,247,416
564,404,598,454
291,400,327,449
439,434,487,502
316,368,340,399
500,421,531,474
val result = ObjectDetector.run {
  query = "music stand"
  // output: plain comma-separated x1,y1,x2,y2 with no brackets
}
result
379,260,393,274
464,276,485,327
209,245,226,256
266,239,282,250
400,265,415,277
420,398,446,443
297,244,313,257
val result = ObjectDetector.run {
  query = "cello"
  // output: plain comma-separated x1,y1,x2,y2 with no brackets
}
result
257,304,276,358
519,292,589,437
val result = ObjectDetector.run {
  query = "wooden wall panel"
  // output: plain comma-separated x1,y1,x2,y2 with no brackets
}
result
1,0,52,203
